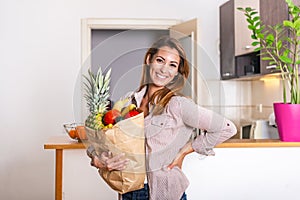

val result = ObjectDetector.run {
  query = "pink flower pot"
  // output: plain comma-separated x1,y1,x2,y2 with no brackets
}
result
273,103,300,142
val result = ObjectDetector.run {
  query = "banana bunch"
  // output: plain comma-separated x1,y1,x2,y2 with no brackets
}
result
112,98,139,120
112,98,130,112
121,104,136,117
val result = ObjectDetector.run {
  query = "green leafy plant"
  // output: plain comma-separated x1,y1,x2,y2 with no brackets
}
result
238,0,300,104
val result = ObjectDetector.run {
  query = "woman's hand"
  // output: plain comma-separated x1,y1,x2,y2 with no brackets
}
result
168,142,194,170
93,151,129,171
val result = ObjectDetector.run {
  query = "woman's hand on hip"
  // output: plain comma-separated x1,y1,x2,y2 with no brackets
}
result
93,151,129,171
168,142,194,170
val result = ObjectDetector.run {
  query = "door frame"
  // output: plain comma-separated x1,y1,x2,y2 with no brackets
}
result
81,18,181,66
170,19,198,102
79,18,181,121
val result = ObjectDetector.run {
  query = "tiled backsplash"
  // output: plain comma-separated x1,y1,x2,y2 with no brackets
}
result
200,77,284,138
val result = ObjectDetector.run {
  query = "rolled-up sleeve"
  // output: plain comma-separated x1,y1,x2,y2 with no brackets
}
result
179,97,237,155
86,145,97,158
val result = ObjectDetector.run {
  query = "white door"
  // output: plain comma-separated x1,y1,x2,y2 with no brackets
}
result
170,18,198,103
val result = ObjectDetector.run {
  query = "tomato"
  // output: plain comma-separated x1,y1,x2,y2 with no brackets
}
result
124,109,140,119
103,109,121,125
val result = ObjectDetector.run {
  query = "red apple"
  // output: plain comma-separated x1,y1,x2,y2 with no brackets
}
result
124,109,140,119
103,109,121,125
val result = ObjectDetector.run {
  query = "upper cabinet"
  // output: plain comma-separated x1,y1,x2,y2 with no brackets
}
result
220,0,235,79
220,0,300,80
220,0,259,80
259,0,300,74
234,0,259,56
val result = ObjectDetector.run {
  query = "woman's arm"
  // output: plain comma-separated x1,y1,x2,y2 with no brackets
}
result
167,141,194,170
92,151,129,171
87,146,129,171
179,97,237,155
168,97,236,169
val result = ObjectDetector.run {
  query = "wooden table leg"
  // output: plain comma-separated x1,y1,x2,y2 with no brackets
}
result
55,149,63,200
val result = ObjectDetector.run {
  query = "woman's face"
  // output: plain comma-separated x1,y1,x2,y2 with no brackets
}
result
147,46,180,88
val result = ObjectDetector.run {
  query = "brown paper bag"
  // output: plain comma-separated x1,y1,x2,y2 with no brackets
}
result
85,112,145,194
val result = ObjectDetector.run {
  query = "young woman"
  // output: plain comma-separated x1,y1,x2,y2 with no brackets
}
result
88,36,237,200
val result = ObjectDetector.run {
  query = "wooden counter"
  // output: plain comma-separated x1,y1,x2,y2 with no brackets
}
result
44,136,86,200
44,135,300,150
44,135,86,149
218,138,300,148
44,135,300,200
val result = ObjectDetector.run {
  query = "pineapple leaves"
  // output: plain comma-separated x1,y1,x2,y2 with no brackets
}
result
105,68,112,82
83,67,112,115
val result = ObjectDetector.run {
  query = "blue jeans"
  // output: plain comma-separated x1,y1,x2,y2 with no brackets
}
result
122,184,187,200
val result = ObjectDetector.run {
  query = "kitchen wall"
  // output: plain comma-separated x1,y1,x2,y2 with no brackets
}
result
252,77,283,118
0,0,229,199
221,77,284,138
218,77,283,138
1,0,295,200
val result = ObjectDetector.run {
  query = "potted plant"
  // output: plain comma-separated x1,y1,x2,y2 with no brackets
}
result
238,0,300,141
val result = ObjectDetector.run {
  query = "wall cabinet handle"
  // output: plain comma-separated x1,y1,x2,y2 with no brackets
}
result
266,65,277,69
245,45,251,50
222,72,232,77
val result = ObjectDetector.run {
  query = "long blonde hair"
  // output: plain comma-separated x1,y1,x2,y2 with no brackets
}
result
139,36,190,115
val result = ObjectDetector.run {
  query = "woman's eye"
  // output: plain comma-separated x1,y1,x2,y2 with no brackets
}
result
170,64,178,68
156,58,164,63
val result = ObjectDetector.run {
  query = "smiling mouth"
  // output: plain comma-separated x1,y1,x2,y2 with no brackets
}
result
156,73,168,79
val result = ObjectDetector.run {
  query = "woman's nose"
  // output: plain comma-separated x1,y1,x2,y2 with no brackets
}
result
160,63,168,73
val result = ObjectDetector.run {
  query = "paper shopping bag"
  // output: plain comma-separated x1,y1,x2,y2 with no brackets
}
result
85,112,145,194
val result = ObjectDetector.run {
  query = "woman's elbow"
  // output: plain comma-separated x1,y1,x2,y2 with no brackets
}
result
226,120,237,138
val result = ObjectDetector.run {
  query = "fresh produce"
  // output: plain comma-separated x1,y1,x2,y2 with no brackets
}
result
76,125,87,140
115,116,124,123
68,129,77,139
103,109,122,125
83,67,142,130
121,104,137,117
124,109,140,119
63,123,87,141
101,103,142,127
112,98,129,112
83,68,111,130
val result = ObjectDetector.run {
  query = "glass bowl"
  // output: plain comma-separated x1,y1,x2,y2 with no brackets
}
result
63,123,87,142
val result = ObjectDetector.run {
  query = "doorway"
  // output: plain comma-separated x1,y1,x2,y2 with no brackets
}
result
91,29,169,101
79,18,198,121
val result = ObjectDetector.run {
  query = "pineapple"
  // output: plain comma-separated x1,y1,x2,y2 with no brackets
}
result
83,67,111,130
